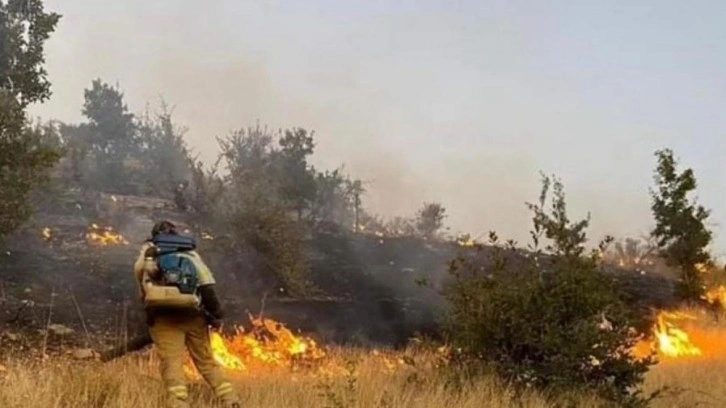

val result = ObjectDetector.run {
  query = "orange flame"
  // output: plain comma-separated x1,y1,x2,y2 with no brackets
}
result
210,331,246,370
184,315,325,376
632,310,706,360
704,285,726,309
85,224,129,246
652,311,702,357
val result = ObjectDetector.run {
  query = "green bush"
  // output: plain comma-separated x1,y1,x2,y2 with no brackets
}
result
443,174,656,407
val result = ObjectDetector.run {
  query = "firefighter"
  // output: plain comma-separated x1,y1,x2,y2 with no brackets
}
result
134,220,241,408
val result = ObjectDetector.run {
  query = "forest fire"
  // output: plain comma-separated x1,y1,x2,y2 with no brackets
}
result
85,224,129,246
630,305,726,362
184,315,325,377
651,311,702,357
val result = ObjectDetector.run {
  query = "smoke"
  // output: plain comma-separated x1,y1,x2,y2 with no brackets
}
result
26,1,726,257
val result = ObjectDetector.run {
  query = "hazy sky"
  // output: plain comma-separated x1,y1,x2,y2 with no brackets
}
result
28,0,726,256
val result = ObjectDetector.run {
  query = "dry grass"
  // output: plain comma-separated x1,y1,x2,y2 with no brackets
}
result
645,359,726,407
0,347,608,408
4,310,726,408
2,349,726,407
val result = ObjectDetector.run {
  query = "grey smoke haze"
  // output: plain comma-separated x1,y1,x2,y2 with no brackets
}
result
28,0,726,256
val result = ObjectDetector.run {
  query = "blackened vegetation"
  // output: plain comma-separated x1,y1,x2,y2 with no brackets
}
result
0,75,466,350
0,184,680,356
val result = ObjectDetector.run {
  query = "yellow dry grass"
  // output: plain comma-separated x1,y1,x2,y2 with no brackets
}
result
1,349,725,407
645,359,726,407
0,346,607,408
4,310,726,408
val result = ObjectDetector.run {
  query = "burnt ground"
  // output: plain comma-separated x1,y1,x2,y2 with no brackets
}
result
0,189,458,357
0,189,680,358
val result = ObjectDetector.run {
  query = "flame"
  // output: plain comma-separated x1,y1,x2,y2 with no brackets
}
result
85,224,129,246
210,332,246,370
184,315,325,376
634,311,704,359
42,227,52,242
455,234,477,247
704,285,726,309
652,312,702,357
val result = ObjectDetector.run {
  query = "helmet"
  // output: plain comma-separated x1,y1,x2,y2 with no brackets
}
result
151,220,177,238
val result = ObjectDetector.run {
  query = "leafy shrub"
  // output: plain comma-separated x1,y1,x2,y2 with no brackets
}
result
443,174,656,407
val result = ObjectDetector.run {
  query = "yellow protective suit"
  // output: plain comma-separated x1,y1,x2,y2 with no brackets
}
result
133,242,240,408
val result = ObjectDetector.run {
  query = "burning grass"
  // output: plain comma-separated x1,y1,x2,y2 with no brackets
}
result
4,344,726,408
4,310,726,407
3,306,726,407
182,315,327,377
85,224,129,246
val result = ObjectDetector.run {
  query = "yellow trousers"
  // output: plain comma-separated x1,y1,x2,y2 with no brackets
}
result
149,314,239,407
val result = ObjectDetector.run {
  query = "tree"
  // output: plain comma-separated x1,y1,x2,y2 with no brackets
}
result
310,169,362,229
607,237,658,269
444,174,655,407
384,216,416,237
415,202,446,239
650,148,712,302
213,125,315,297
80,79,140,193
277,128,316,220
0,0,61,239
137,102,192,196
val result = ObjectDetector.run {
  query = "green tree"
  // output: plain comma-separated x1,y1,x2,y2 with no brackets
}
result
415,202,446,239
277,128,316,220
80,79,140,193
650,148,712,302
214,126,315,297
310,169,364,230
56,121,92,185
0,0,61,239
444,174,655,407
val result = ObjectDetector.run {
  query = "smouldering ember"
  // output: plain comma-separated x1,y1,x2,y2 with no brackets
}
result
455,234,477,247
85,224,129,246
201,232,214,240
616,257,655,268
